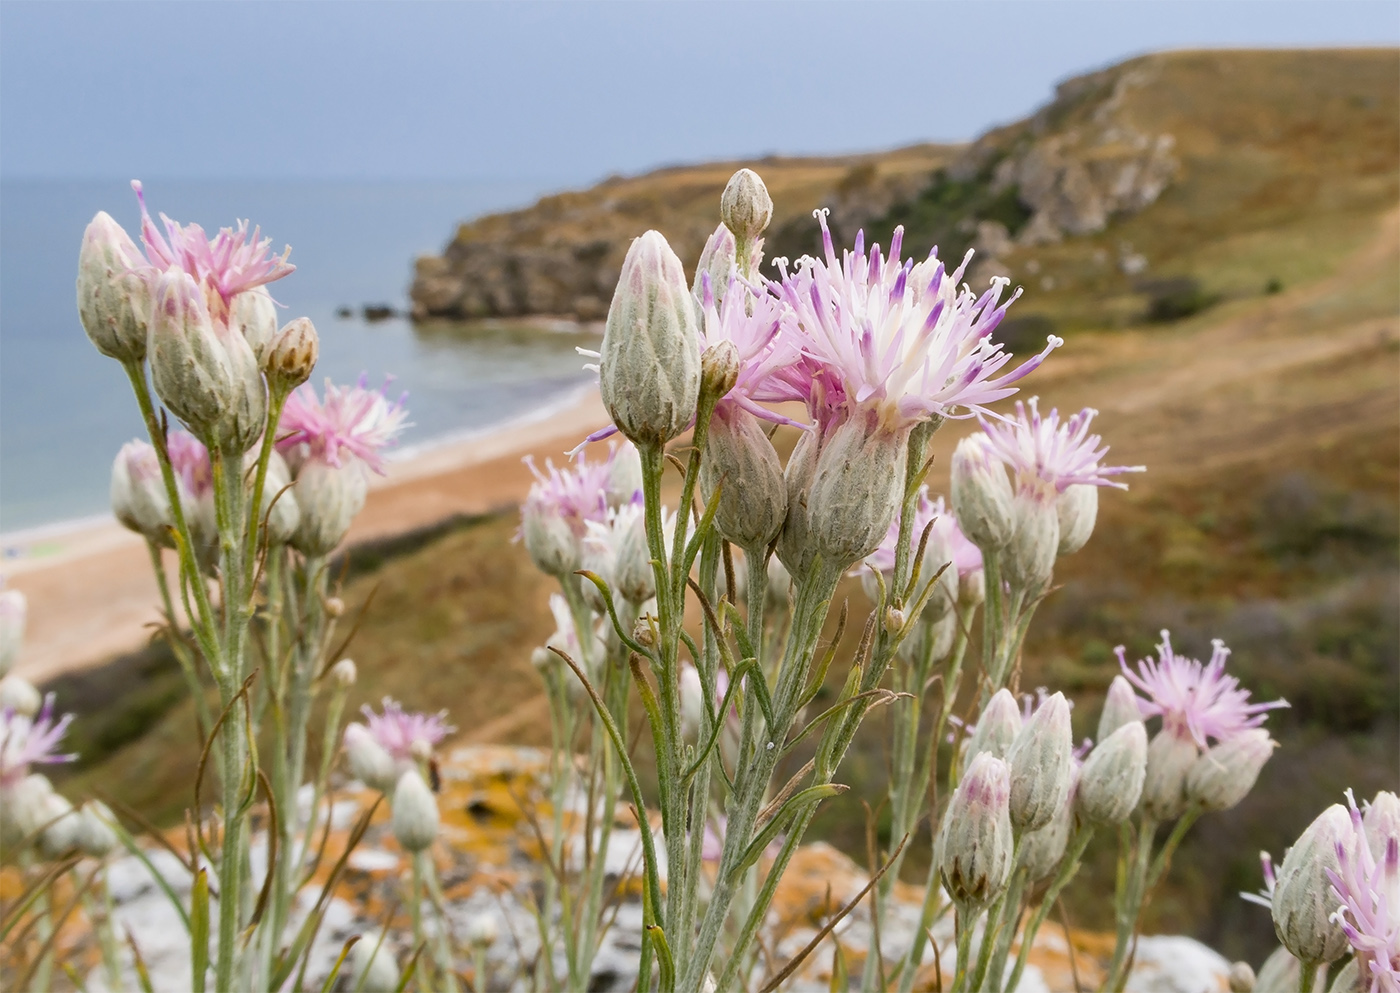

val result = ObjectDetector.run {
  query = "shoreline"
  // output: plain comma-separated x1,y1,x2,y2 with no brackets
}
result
3,387,612,685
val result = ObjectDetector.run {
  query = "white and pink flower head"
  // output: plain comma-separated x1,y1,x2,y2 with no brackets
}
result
1328,790,1400,993
355,698,454,763
133,180,294,323
522,447,619,541
863,487,983,579
278,375,411,475
696,271,807,426
772,209,1060,437
1117,630,1287,749
977,398,1144,505
165,430,213,499
0,695,77,787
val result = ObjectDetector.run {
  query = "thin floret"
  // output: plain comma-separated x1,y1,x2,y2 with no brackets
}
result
1328,790,1400,993
0,695,77,786
278,376,411,473
359,698,454,762
978,397,1144,501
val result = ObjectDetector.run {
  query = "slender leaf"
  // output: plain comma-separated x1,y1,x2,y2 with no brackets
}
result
190,868,210,993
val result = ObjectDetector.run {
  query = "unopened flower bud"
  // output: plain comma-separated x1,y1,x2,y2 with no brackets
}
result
901,611,957,666
265,317,319,391
1271,803,1354,964
1018,769,1076,881
325,596,346,619
76,800,119,858
599,231,701,448
0,590,25,678
230,286,278,364
111,441,173,542
614,512,658,605
604,443,643,509
1056,484,1098,556
1098,675,1143,742
466,912,499,948
1363,791,1400,861
38,791,81,860
720,169,773,245
700,406,787,552
0,774,53,850
344,724,397,793
692,224,737,303
883,606,906,635
521,504,581,578
1140,730,1200,821
331,658,357,689
349,938,401,993
950,436,1014,551
1004,492,1060,592
633,617,657,648
0,676,42,718
937,753,1013,909
965,689,1023,765
700,340,740,401
149,269,267,452
77,211,152,362
1185,728,1275,812
776,429,822,577
409,738,434,764
802,419,909,574
1077,720,1148,825
679,664,704,739
1006,691,1073,832
959,566,986,609
291,460,368,557
391,769,439,852
1227,961,1256,993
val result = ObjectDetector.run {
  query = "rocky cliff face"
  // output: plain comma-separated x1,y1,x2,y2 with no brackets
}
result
409,58,1182,321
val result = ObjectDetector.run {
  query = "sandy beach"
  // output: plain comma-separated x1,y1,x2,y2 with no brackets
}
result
2,388,612,685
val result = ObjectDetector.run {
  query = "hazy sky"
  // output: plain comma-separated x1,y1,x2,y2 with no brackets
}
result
3,1,1397,185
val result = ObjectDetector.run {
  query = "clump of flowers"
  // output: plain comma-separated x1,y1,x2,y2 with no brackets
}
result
278,375,411,474
1328,791,1400,993
0,695,76,786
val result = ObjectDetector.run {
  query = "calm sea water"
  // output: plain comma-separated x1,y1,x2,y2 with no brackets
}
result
0,178,598,533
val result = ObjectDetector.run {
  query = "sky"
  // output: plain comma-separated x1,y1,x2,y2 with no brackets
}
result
2,0,1398,188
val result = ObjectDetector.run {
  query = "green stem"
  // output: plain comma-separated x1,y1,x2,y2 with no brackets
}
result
951,905,976,993
1105,815,1157,993
1004,826,1093,993
1298,959,1321,993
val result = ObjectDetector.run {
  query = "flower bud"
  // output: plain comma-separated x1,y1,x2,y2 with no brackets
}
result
349,939,401,993
613,511,660,605
1004,492,1060,592
692,224,737,304
802,419,909,575
391,769,439,852
959,566,986,609
148,268,267,452
1098,675,1143,743
229,286,278,365
1006,691,1074,832
1185,729,1275,812
775,429,822,577
599,231,701,448
883,606,905,635
604,443,643,509
1056,484,1098,556
331,658,358,689
0,590,25,678
720,169,773,245
1018,768,1076,882
521,503,580,579
265,317,319,392
700,340,740,400
291,460,368,557
965,689,1023,765
0,676,42,718
937,753,1013,909
325,596,346,618
1363,791,1400,862
1227,961,1256,993
38,790,81,860
111,441,173,542
76,800,119,858
950,436,1014,551
465,913,499,948
679,664,705,739
77,212,152,362
700,405,787,552
344,724,397,793
251,448,301,546
409,738,433,764
1271,803,1354,964
1140,730,1200,821
1077,720,1148,825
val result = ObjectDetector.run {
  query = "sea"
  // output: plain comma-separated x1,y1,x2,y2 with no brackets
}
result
0,177,600,535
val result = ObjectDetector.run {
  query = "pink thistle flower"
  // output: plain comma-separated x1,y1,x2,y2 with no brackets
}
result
165,430,213,499
522,448,617,540
1117,630,1288,748
0,695,77,786
862,487,983,578
1329,790,1400,993
771,209,1061,434
977,398,1144,504
356,698,454,763
277,376,411,474
133,180,293,320
697,272,807,426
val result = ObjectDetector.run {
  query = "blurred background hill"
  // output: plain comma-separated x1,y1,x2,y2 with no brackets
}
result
42,47,1400,963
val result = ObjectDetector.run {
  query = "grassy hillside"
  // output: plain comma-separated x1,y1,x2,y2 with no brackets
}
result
48,48,1399,964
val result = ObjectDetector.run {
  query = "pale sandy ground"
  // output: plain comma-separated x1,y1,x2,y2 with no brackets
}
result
2,389,612,684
